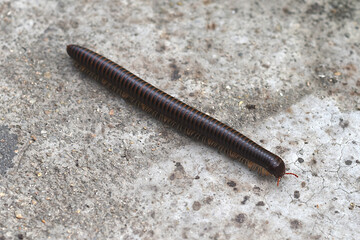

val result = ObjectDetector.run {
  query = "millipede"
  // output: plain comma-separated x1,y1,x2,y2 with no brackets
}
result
66,44,298,186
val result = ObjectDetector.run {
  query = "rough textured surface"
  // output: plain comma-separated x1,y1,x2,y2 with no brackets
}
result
0,0,359,239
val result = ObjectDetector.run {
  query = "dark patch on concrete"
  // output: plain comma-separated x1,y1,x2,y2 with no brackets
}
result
204,196,213,204
256,201,265,206
206,22,216,30
226,180,236,187
169,61,181,81
192,201,201,211
169,173,175,180
245,104,256,110
305,3,325,15
282,7,292,15
290,219,302,229
241,196,250,205
339,118,349,129
175,162,185,173
328,0,355,21
205,39,212,49
297,158,304,163
294,191,300,199
275,146,290,155
147,230,154,237
253,186,261,195
234,213,246,224
261,63,270,69
169,162,186,180
0,125,18,175
345,160,352,166
182,228,189,239
155,41,166,52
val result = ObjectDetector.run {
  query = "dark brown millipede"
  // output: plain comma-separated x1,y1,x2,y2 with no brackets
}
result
66,44,298,186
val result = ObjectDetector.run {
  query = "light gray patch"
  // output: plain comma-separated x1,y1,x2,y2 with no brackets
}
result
0,125,18,175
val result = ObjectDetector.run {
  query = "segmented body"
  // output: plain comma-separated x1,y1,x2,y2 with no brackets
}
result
67,44,297,184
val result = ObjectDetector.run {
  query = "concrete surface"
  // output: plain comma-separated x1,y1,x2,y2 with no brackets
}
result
0,0,359,239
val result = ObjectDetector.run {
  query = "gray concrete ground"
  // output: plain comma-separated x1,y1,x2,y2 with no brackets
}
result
0,0,359,239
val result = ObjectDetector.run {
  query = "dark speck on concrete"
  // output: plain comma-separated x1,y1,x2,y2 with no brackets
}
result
192,201,201,211
245,104,256,110
345,160,352,166
175,162,185,173
282,7,292,15
305,3,324,15
253,186,261,194
297,158,304,163
204,196,213,204
339,118,349,129
169,173,175,180
226,180,236,187
169,62,181,81
241,196,250,205
256,201,265,206
290,219,302,230
0,125,18,175
234,213,246,224
294,191,300,199
328,0,355,21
